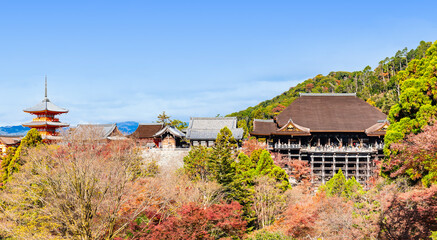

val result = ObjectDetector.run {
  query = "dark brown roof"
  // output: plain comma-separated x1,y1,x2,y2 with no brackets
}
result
251,120,277,136
129,123,164,139
251,94,388,136
276,94,387,132
0,136,22,146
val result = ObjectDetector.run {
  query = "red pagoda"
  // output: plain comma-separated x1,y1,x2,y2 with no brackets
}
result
23,78,69,139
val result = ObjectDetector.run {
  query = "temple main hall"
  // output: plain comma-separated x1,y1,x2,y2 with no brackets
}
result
250,93,388,185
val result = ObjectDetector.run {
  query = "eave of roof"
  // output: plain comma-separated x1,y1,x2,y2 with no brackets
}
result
23,97,69,114
153,125,185,138
22,121,69,127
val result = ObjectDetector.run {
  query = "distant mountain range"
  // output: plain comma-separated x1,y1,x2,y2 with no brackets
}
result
0,125,30,136
116,121,139,135
0,121,140,136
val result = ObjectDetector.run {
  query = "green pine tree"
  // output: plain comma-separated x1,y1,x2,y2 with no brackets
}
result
319,169,364,198
209,126,237,187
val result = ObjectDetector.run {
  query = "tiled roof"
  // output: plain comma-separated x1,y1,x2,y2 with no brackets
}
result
154,125,185,138
75,124,123,139
186,117,244,140
129,123,164,139
365,120,389,136
0,136,22,145
22,121,69,128
251,119,277,136
24,97,68,114
276,94,387,132
251,94,388,136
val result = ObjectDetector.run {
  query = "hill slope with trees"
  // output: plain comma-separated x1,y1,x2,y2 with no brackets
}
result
228,41,432,132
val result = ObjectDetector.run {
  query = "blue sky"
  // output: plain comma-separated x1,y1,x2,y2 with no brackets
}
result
1,1,437,126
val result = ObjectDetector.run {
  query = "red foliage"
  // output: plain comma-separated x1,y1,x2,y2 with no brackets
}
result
385,123,437,185
378,185,437,240
122,201,246,240
305,83,314,91
272,104,286,113
278,192,354,239
275,157,311,185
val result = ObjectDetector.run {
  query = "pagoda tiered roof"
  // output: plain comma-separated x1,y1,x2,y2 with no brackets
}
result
22,121,69,128
24,97,69,114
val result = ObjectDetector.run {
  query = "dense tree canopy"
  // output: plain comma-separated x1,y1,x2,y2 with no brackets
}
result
228,41,433,132
0,128,42,187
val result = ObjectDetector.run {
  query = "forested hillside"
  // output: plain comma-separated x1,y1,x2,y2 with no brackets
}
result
229,41,432,131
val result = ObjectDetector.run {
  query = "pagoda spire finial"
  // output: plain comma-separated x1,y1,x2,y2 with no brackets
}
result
45,75,47,98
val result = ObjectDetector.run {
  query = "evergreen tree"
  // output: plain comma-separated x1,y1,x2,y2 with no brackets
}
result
183,146,212,182
209,126,237,187
0,147,16,188
319,169,347,196
156,111,171,125
0,129,42,187
319,169,364,199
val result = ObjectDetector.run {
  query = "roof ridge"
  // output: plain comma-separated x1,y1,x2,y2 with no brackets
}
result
299,93,356,97
254,119,274,122
190,117,237,120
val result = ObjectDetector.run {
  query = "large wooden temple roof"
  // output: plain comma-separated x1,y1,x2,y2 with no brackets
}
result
252,93,388,136
276,93,387,132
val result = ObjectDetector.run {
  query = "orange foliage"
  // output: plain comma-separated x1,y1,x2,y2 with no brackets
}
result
241,138,266,157
272,104,286,113
275,192,355,239
305,83,314,91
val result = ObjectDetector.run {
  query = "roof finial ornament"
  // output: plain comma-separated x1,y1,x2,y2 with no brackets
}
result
45,75,47,98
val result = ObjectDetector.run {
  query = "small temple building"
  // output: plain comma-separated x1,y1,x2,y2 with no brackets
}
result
153,125,186,148
0,136,22,155
22,78,69,140
250,93,388,185
74,124,127,141
129,123,164,147
185,117,244,147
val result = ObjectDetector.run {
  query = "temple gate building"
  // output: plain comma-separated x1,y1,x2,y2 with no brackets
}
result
22,78,69,140
250,93,388,185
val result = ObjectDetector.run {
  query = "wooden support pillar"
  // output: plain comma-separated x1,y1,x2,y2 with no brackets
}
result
332,154,336,177
310,155,314,184
366,155,371,179
345,154,349,179
322,155,325,184
356,154,359,180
